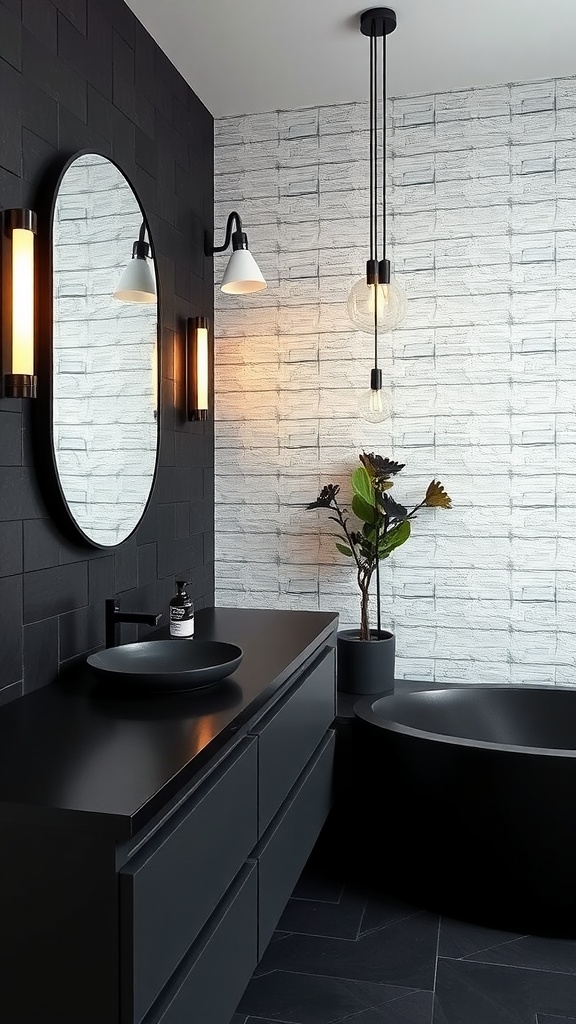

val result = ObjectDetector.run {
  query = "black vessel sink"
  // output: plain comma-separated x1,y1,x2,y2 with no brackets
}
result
86,640,243,694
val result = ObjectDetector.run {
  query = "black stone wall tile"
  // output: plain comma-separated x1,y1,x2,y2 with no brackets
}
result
0,680,22,705
0,520,23,576
0,165,22,207
22,0,57,50
59,603,103,660
175,502,189,539
88,554,115,606
22,126,58,187
175,430,212,469
115,538,137,593
94,0,133,48
86,83,112,138
57,10,109,98
0,411,22,465
23,615,58,691
137,541,157,587
52,0,86,35
156,466,204,504
134,502,158,545
135,90,154,139
85,0,112,99
135,127,156,178
112,57,135,120
21,77,59,149
58,104,109,157
110,102,134,169
0,102,23,176
58,534,93,564
0,574,23,685
22,28,87,121
0,2,22,69
23,561,88,623
23,518,60,571
0,467,45,520
155,110,188,172
0,0,21,16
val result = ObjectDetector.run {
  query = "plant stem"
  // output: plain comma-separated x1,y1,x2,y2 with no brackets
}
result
331,497,362,570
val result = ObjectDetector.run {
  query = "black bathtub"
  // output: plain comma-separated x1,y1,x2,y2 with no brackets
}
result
352,686,576,936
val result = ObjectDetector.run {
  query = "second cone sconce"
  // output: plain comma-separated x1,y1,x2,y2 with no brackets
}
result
187,317,209,421
210,211,267,294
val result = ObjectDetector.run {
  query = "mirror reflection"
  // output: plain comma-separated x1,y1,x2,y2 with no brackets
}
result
52,153,159,547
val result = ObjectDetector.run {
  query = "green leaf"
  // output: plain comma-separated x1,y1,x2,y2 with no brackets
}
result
352,493,377,525
380,519,411,555
335,542,353,557
351,465,374,506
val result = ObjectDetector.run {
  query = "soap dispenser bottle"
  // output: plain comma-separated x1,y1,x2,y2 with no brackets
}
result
169,581,194,638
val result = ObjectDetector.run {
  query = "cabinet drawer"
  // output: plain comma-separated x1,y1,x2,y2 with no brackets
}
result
120,738,258,1024
147,862,258,1024
257,730,335,957
251,646,335,834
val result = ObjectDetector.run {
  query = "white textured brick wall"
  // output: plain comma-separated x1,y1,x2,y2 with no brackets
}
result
214,77,576,685
53,154,158,547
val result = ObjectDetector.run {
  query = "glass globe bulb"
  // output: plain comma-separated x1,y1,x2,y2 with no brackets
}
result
347,277,407,333
358,386,390,423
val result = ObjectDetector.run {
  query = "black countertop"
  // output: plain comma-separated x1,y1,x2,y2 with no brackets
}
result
0,608,338,839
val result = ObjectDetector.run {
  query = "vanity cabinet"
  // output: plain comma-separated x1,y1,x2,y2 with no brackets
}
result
0,608,337,1024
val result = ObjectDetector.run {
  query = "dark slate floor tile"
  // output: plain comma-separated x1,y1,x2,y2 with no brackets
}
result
433,959,576,1024
538,1016,576,1023
238,971,418,1024
439,916,576,974
439,916,526,959
278,888,366,940
360,891,425,936
344,990,435,1023
291,865,344,904
256,912,438,990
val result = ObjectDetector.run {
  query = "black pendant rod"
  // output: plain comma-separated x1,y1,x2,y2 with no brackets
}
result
372,22,379,371
369,29,374,264
382,27,387,263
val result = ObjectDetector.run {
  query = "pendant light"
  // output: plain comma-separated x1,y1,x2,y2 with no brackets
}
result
351,8,406,422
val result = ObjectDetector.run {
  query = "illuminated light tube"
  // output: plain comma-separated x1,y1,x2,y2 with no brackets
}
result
2,209,37,398
187,316,209,421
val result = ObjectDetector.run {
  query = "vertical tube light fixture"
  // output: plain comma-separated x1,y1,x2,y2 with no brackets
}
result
187,316,209,421
2,209,37,398
349,8,406,423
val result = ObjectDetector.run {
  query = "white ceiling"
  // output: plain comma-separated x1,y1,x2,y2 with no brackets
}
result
125,0,576,117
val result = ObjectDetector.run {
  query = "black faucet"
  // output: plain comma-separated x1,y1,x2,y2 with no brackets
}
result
105,598,162,649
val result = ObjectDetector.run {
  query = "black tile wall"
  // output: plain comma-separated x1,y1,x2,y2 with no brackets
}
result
0,0,215,700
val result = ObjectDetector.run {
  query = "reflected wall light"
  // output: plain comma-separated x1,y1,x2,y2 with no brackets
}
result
211,211,266,294
1,209,37,399
350,8,406,423
187,316,209,421
113,221,156,303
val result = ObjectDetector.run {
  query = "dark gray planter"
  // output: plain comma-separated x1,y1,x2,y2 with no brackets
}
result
336,629,395,695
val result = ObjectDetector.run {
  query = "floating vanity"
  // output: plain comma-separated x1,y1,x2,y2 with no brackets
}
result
0,607,338,1024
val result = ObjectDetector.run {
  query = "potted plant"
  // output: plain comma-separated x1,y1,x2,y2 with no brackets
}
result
306,452,451,694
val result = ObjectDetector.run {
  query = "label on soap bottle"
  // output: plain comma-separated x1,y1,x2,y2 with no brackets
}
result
169,580,195,638
170,612,194,638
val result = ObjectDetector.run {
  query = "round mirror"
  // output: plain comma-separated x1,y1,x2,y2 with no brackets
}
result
51,153,159,547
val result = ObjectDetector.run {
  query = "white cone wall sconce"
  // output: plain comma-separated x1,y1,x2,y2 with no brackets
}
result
113,221,157,303
211,211,266,294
